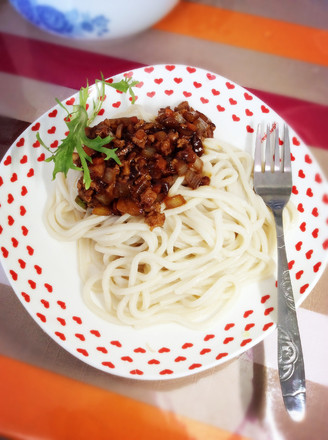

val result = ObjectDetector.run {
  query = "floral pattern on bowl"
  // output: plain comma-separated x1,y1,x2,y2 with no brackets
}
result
10,0,179,40
10,0,109,38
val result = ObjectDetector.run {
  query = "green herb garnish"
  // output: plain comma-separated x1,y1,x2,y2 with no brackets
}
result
75,195,87,209
108,78,139,105
37,75,138,189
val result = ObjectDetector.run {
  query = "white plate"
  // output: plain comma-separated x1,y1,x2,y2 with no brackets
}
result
0,64,327,380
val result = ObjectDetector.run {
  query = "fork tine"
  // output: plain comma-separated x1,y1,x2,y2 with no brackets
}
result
264,124,272,172
254,124,262,173
283,124,291,173
274,124,280,171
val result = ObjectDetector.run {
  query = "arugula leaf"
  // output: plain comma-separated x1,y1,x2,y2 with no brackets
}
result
38,75,139,189
106,77,139,104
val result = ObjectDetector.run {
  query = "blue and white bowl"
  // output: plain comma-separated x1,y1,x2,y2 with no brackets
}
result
9,0,179,39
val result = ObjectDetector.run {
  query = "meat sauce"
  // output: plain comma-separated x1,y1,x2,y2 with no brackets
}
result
75,101,215,228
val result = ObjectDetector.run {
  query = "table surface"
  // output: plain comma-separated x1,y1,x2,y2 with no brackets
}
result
0,1,327,439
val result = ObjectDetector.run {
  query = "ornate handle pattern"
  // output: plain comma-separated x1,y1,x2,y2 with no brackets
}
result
274,209,306,421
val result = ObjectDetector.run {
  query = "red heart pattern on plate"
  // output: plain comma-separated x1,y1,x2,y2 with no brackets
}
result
0,64,327,380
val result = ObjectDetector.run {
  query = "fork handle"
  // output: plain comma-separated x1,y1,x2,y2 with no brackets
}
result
273,209,306,421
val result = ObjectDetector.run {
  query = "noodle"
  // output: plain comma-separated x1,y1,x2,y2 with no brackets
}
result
45,136,280,328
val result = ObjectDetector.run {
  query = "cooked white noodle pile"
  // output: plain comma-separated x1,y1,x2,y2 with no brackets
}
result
45,138,279,328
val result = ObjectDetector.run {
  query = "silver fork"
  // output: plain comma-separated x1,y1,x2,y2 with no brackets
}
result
253,123,306,421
